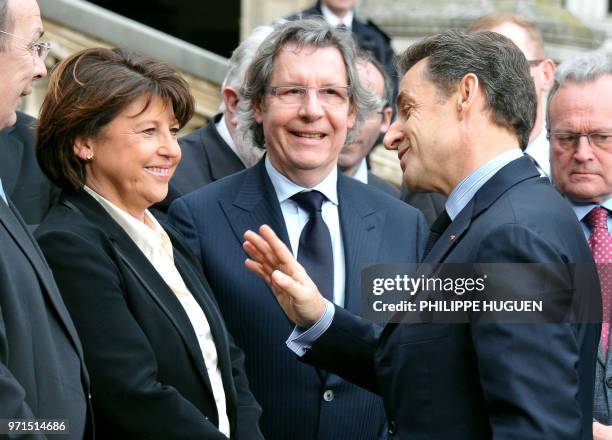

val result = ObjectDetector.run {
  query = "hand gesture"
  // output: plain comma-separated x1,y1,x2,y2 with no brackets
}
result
243,225,326,328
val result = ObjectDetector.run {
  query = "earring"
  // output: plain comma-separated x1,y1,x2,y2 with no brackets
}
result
85,152,93,161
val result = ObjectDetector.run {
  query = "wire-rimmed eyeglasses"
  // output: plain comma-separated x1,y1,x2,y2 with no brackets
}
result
0,30,51,61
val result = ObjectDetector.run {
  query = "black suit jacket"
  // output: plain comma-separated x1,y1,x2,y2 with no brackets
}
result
0,111,59,225
288,2,397,90
0,196,91,439
35,189,263,440
154,113,245,216
302,157,600,439
168,159,428,440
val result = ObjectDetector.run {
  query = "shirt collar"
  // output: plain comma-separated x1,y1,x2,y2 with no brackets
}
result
524,128,550,177
571,198,612,223
83,185,173,258
264,155,339,205
446,148,523,220
320,3,354,28
352,158,368,184
215,114,244,164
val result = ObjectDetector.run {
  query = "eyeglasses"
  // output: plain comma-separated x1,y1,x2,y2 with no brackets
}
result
268,85,351,107
527,59,544,67
547,132,612,151
0,30,51,61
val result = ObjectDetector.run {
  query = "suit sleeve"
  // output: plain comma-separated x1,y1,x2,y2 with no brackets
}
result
36,229,228,440
302,304,382,394
470,223,586,439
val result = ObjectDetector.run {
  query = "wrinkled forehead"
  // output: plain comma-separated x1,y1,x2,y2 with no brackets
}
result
8,0,43,39
550,77,612,122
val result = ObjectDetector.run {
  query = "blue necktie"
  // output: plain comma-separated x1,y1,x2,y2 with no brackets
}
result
291,190,334,302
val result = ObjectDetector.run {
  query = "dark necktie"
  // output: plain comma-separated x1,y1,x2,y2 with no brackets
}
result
423,210,452,259
587,206,612,355
291,191,334,302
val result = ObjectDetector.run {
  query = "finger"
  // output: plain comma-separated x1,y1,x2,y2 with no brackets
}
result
243,240,279,276
244,229,281,267
259,225,302,272
244,258,272,284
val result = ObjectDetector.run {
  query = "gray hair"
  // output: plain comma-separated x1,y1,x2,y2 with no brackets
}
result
357,51,393,111
398,29,536,148
546,51,612,129
236,18,379,148
219,24,275,112
0,0,13,52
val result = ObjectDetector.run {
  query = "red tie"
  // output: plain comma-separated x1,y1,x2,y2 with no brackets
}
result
587,206,612,355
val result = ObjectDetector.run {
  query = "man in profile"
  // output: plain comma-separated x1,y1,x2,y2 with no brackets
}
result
0,0,90,437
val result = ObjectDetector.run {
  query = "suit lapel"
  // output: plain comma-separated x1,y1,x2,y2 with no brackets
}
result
0,199,87,365
64,191,216,397
338,175,385,314
221,159,291,251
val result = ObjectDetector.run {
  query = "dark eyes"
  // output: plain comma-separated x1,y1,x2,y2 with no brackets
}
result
142,127,180,137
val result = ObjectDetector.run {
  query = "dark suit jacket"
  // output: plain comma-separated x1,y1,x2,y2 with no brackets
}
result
35,189,263,440
0,196,91,439
400,185,446,226
0,111,59,225
301,157,600,439
154,113,245,216
168,159,428,440
368,172,399,198
288,2,397,90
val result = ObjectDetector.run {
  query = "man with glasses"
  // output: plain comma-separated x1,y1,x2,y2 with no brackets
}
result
168,19,427,440
337,53,398,197
0,0,91,437
549,51,612,440
469,13,556,177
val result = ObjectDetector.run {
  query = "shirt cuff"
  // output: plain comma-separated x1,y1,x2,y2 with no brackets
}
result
286,300,335,357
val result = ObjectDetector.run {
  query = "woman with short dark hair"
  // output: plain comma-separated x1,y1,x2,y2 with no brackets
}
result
35,47,263,440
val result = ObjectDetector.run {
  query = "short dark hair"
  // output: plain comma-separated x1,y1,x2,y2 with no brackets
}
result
398,29,536,148
37,47,194,190
0,0,13,51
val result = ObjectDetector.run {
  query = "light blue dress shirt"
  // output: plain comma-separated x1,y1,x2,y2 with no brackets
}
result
286,148,527,356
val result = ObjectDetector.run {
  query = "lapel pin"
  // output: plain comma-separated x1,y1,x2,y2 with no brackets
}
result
449,234,456,241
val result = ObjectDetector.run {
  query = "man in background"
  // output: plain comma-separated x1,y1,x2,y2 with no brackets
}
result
338,53,397,197
154,25,272,216
469,12,556,176
548,51,612,440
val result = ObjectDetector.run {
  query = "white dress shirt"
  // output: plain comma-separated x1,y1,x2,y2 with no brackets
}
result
320,3,354,28
215,114,246,167
265,156,346,307
525,129,550,178
352,158,369,184
84,186,230,438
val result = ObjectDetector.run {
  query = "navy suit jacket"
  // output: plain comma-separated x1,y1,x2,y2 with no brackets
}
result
168,159,428,440
301,157,600,439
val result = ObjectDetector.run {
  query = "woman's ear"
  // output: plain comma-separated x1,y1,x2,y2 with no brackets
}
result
74,137,94,161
